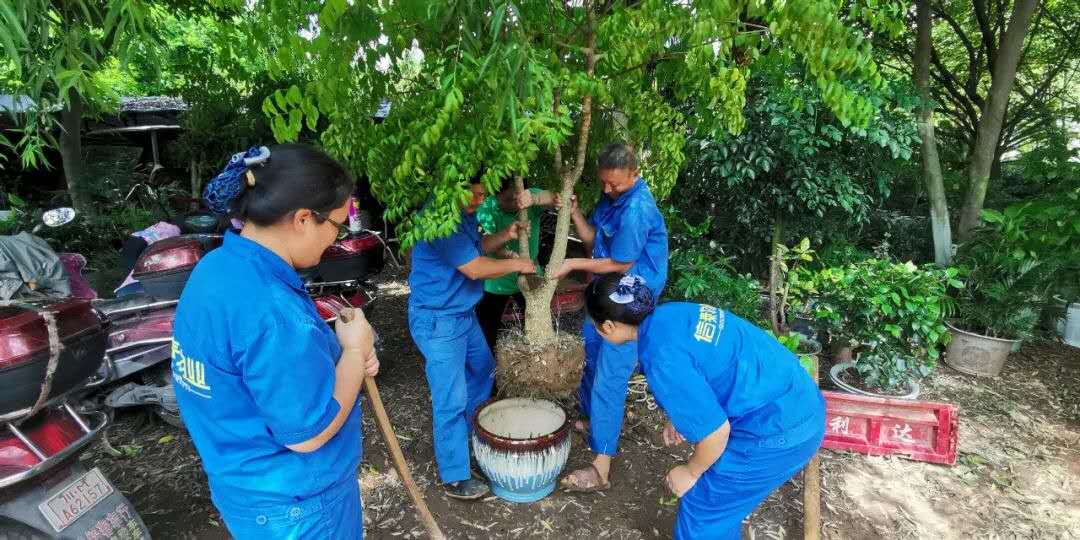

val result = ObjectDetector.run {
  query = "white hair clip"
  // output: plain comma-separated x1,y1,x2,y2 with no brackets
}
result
609,274,646,305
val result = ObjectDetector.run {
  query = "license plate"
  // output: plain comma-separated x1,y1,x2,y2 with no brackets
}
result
38,468,114,533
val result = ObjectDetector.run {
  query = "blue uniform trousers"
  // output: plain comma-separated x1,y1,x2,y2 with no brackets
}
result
218,476,362,540
408,307,494,483
577,321,639,456
674,419,825,539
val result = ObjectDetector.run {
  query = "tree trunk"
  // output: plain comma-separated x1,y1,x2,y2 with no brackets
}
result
915,0,953,265
768,214,784,336
58,88,90,214
520,6,596,348
957,0,1040,239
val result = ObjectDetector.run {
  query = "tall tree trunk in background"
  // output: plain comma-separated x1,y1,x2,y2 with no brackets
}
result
768,213,784,336
957,0,1040,239
915,0,953,265
58,87,91,215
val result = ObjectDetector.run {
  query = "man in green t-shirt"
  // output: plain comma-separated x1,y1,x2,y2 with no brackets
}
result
476,179,560,352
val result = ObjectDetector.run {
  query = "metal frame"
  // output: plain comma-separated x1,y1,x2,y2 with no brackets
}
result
0,405,108,489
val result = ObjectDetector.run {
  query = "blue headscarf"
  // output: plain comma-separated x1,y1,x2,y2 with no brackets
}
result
203,146,271,215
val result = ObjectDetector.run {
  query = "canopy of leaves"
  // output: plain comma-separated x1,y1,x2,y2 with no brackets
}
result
255,0,901,247
673,53,918,262
0,0,235,168
879,0,1080,162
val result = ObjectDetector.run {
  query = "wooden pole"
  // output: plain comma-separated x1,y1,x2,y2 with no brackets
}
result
364,377,446,540
803,358,821,540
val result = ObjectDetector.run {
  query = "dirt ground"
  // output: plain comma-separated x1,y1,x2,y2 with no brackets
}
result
82,269,1080,539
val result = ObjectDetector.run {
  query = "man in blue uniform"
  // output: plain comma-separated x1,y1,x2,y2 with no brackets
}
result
584,274,825,539
408,175,537,500
550,142,669,492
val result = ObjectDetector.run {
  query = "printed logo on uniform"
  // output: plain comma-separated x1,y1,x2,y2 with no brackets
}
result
171,339,212,399
693,304,725,345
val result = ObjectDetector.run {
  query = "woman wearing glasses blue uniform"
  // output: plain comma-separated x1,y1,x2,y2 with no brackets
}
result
173,144,379,539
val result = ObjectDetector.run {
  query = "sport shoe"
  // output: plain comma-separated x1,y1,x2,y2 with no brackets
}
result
444,477,490,500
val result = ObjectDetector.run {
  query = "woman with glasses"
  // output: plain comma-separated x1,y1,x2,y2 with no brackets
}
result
173,144,379,539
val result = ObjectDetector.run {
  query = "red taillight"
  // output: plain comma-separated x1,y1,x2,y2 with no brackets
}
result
133,237,204,276
323,234,380,260
0,300,101,370
344,291,370,309
314,296,351,321
0,410,82,480
0,436,38,478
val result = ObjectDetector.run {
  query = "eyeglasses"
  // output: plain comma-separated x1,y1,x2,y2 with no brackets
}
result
311,210,350,240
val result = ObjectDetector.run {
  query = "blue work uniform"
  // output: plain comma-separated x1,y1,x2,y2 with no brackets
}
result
407,211,494,484
172,232,363,540
638,303,826,540
578,178,668,455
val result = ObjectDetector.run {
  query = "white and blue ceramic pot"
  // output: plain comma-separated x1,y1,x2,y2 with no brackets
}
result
471,398,571,503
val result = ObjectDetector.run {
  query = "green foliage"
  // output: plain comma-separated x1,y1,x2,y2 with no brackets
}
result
0,0,154,168
792,259,962,389
254,0,900,248
815,240,873,268
854,345,920,392
673,53,918,265
953,195,1079,339
668,248,765,326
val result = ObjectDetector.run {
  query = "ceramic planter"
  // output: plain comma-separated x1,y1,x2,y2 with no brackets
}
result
944,322,1019,377
471,398,571,503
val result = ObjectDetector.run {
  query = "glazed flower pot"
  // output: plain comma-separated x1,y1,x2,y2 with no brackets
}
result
944,322,1019,377
471,398,571,503
828,361,921,400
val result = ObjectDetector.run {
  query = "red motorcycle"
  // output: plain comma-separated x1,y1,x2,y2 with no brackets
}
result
0,209,151,539
88,230,387,426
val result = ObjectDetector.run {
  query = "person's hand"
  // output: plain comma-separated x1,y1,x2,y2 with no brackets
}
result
335,308,374,354
515,258,537,274
662,420,686,447
503,221,522,240
665,465,700,498
517,190,534,210
363,349,380,378
553,194,563,209
569,195,579,215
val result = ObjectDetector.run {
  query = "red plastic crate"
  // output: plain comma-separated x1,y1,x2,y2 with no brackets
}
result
821,390,959,466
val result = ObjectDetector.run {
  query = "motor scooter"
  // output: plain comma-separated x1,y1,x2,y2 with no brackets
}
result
0,209,151,539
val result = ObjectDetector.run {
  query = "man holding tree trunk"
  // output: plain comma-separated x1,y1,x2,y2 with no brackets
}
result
550,142,669,492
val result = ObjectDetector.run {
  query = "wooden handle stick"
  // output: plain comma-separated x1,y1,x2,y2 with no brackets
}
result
803,357,821,540
340,308,445,539
364,376,446,540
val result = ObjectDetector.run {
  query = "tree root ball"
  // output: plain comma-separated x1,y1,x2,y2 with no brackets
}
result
495,332,584,400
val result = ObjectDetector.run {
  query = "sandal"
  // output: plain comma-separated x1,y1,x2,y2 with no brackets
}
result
560,464,611,493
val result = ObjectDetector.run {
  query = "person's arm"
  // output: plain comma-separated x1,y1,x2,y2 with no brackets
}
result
643,346,729,497
572,202,595,253
288,348,367,452
289,310,379,452
458,256,536,280
666,421,730,496
518,189,559,208
240,311,374,454
481,222,521,254
551,257,632,279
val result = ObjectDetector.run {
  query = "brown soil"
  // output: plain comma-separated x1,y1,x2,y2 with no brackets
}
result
495,332,585,400
80,269,1080,539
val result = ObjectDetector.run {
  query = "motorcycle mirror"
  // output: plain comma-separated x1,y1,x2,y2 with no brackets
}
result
42,207,76,228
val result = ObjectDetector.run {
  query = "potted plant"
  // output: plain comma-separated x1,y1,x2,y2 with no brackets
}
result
946,205,1065,376
793,259,961,398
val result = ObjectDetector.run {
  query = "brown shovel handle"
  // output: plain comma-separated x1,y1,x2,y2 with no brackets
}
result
364,377,446,540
